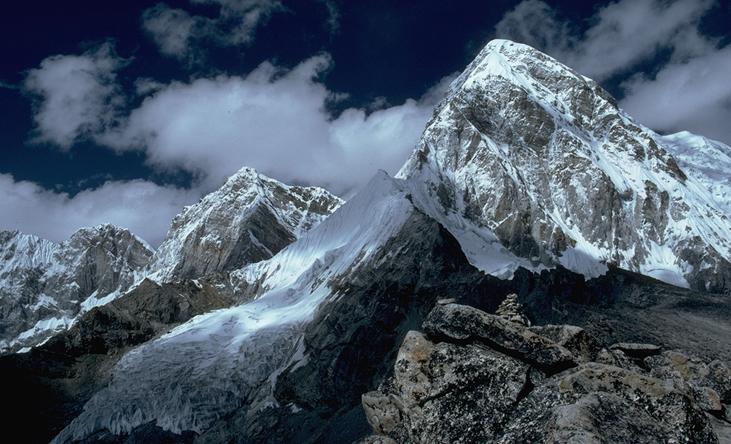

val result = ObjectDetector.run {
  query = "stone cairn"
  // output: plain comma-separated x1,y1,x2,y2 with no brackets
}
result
495,293,531,326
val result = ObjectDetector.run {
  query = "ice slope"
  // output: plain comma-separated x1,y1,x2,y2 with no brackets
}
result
398,39,731,291
146,167,343,282
0,225,153,353
54,172,418,440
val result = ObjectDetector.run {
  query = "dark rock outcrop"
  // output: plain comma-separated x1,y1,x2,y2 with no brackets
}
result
363,303,730,443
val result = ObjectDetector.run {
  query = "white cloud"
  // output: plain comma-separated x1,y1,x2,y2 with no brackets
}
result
620,46,731,144
494,0,731,145
23,42,125,149
0,175,196,246
141,0,282,61
141,4,196,58
100,56,453,195
495,0,715,81
567,0,715,80
18,49,454,242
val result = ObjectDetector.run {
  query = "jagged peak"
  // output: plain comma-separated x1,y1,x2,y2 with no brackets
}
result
205,166,343,208
66,224,154,253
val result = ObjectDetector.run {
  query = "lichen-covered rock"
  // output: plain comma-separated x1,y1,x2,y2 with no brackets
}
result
364,303,725,444
362,330,531,443
423,303,575,373
529,324,601,363
609,342,662,359
646,351,731,413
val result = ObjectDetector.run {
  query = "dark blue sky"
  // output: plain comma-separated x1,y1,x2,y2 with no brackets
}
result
1,0,730,244
0,0,654,193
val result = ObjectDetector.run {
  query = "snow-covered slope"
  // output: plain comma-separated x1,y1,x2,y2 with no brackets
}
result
146,167,343,283
55,172,419,440
398,39,731,292
660,131,731,217
0,225,153,353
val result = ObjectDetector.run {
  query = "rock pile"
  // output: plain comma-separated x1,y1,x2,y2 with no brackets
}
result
495,293,531,326
361,302,731,443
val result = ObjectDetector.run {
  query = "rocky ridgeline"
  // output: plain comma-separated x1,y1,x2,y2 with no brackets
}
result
362,301,731,443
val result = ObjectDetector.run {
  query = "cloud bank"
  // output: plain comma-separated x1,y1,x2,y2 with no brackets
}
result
495,0,731,144
26,50,451,196
15,46,454,244
104,56,450,194
0,175,196,246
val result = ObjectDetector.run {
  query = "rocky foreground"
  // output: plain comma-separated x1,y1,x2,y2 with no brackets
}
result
362,299,731,443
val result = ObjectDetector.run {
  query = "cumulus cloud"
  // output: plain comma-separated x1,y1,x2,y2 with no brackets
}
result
495,0,715,80
621,46,731,144
98,56,453,195
494,0,731,145
23,42,125,149
17,48,454,242
141,0,282,61
0,175,196,246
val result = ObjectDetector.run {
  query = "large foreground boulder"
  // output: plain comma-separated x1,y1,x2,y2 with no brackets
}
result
362,302,730,443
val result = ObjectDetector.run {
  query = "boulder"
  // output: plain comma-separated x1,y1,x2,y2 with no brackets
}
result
609,342,662,359
363,303,724,444
529,324,602,363
423,303,575,373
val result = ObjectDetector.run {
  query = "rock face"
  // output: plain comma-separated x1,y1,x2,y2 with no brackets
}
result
363,303,729,443
0,225,153,353
398,39,731,292
147,167,343,282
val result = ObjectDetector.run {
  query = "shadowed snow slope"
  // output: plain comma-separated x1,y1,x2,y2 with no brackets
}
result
398,39,731,292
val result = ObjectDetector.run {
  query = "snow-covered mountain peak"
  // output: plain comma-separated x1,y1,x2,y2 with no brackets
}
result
0,224,153,353
399,38,731,292
147,167,343,282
